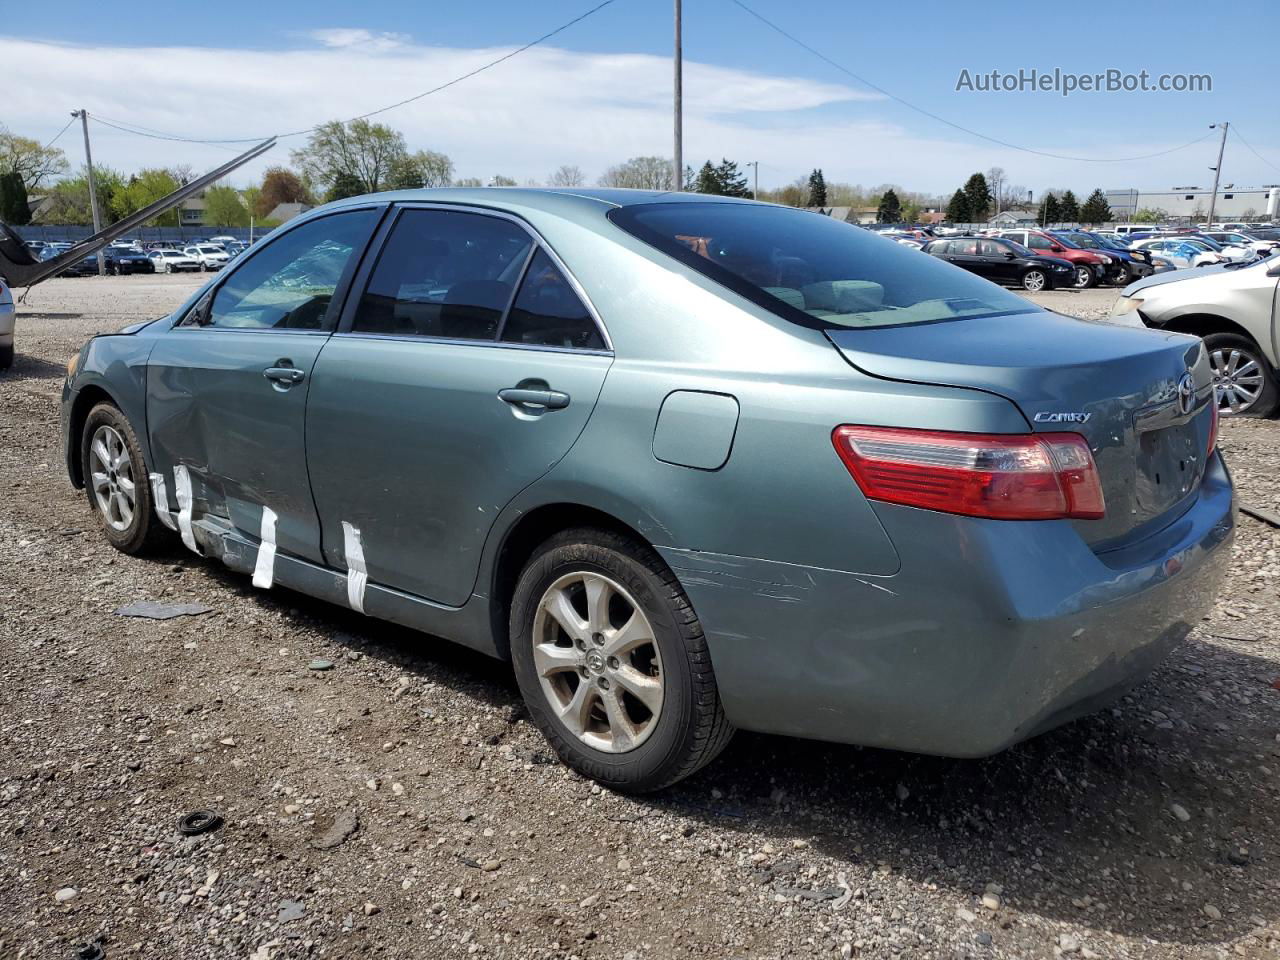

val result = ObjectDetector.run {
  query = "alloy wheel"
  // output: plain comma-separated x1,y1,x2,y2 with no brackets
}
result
1074,266,1092,288
1023,270,1046,292
1211,346,1265,414
89,424,136,532
531,572,664,753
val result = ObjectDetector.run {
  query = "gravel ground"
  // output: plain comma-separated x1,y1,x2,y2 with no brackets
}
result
2,275,1278,960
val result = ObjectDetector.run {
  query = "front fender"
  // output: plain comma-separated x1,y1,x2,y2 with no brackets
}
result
63,334,158,487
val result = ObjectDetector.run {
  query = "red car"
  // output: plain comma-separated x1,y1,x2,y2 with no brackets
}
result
996,229,1115,288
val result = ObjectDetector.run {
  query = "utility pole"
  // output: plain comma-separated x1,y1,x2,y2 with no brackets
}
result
1206,121,1228,228
72,110,106,277
745,161,759,200
673,0,682,192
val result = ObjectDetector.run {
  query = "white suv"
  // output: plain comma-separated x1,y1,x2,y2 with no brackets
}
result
183,244,231,271
1110,255,1280,416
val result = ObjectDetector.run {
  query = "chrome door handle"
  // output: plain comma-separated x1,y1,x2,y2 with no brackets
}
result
264,366,305,384
498,387,570,410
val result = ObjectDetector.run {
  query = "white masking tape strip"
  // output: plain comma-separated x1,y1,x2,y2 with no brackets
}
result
252,506,278,590
148,472,178,531
342,521,367,614
172,465,201,555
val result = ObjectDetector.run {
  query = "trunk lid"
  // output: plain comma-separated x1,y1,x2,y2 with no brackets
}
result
826,310,1215,548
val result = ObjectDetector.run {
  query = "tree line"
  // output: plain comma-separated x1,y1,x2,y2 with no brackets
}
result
0,119,1120,230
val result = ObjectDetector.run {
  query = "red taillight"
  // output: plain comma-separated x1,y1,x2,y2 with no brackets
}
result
832,426,1106,521
1206,398,1219,456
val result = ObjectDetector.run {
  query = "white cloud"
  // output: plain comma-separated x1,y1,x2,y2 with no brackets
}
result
2,34,1260,196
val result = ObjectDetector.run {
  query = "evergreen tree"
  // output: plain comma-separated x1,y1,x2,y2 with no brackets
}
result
963,172,992,222
807,168,828,207
0,170,30,224
715,159,751,198
877,188,902,224
325,171,365,203
694,161,720,195
1080,188,1112,225
1038,192,1061,227
945,189,971,223
1059,190,1080,223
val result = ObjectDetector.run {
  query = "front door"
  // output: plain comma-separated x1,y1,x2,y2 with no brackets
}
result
146,207,382,562
305,206,612,607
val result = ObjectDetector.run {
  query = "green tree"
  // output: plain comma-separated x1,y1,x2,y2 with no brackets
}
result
116,169,181,226
694,161,719,195
255,166,310,218
1080,189,1113,224
1132,207,1166,224
35,166,126,225
0,170,31,224
1038,192,1061,227
387,150,454,190
807,168,827,207
597,156,674,190
325,171,365,202
0,125,69,191
962,172,992,222
203,185,249,227
1059,189,1080,223
715,159,750,198
877,188,902,223
945,189,970,223
290,118,406,195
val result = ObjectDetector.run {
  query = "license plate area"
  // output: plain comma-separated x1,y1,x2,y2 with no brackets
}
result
1134,420,1203,516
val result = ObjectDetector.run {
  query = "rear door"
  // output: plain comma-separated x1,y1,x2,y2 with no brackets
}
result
305,205,612,607
979,239,1019,283
146,207,382,562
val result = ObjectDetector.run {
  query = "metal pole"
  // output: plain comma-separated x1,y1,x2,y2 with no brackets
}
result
673,0,682,191
748,161,758,200
1206,122,1228,228
75,110,105,276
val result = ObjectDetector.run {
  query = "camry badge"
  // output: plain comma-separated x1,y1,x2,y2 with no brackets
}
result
1033,411,1092,424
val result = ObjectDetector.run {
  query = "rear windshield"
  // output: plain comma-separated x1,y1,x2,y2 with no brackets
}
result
609,202,1034,329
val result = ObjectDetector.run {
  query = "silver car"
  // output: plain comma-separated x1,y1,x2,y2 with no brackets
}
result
60,189,1233,791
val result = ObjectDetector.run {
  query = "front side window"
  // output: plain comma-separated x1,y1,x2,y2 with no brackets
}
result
610,202,1034,329
1026,235,1052,250
204,209,378,330
352,209,533,340
500,248,604,350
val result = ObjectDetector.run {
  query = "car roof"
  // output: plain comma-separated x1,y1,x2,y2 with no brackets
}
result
322,186,753,218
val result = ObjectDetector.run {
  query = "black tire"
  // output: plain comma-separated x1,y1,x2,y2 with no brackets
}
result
80,402,170,554
1203,332,1280,418
1073,265,1097,289
510,527,734,793
1021,269,1048,292
0,343,12,371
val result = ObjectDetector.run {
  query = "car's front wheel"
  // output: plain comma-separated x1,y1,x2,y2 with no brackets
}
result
1205,332,1279,418
510,527,734,793
81,402,168,553
1073,265,1097,288
1021,269,1047,292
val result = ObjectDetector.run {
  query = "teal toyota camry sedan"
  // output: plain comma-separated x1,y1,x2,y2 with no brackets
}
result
61,189,1234,792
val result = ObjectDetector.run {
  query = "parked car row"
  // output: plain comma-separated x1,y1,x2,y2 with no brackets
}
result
22,237,249,278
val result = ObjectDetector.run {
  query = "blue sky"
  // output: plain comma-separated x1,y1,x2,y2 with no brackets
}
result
8,0,1280,195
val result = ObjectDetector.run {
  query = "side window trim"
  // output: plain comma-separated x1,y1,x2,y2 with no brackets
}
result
335,201,613,353
174,204,389,333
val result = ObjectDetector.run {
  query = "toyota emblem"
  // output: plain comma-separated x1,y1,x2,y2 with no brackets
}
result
1176,372,1195,416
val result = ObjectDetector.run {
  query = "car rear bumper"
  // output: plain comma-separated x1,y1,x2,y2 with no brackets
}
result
660,453,1234,757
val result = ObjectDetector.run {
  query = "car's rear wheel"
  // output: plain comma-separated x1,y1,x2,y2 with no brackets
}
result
1021,269,1047,292
510,527,734,793
81,402,169,554
164,263,173,274
1073,265,1096,288
1205,332,1279,418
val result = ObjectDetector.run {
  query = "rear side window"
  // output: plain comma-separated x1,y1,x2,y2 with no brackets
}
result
611,202,1032,329
500,248,604,350
205,209,377,330
352,209,533,340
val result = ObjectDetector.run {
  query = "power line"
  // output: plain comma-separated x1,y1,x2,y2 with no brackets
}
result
728,0,1216,164
1230,126,1280,176
42,115,77,150
84,0,619,146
